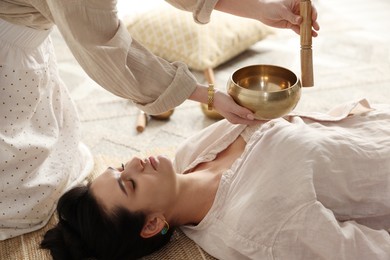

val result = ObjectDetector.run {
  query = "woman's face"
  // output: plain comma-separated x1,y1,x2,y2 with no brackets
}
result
90,155,178,215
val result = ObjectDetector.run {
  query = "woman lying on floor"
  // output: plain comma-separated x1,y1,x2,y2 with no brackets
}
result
41,99,390,260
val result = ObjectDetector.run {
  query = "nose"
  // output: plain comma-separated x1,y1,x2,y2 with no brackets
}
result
120,157,144,180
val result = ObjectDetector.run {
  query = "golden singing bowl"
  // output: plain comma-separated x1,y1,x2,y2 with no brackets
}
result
227,64,301,120
150,109,174,120
200,103,224,120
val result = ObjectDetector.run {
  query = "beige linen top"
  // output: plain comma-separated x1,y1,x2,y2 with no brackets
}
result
0,0,219,114
175,99,390,260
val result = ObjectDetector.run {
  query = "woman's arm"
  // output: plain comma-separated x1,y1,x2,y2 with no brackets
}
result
275,201,390,259
46,0,257,122
189,85,256,124
46,0,197,115
215,0,319,36
167,0,319,35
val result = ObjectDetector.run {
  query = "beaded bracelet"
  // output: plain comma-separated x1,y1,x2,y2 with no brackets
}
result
207,83,215,111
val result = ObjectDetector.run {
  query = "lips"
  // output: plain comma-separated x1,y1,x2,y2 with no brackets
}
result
149,156,157,170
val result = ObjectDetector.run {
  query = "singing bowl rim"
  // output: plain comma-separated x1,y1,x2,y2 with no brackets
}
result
228,64,300,94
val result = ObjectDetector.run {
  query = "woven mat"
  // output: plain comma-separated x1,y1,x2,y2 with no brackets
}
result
0,155,216,260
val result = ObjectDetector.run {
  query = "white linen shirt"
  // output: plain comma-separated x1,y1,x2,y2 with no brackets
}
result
174,99,390,260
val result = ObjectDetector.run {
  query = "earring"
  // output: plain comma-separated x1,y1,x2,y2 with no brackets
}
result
161,220,170,235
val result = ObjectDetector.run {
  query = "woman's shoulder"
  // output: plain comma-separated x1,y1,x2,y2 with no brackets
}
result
173,120,246,173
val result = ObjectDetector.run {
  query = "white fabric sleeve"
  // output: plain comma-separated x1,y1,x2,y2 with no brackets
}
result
274,201,390,260
165,0,219,23
46,0,197,114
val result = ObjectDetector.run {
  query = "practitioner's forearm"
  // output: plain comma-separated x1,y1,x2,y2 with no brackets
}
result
188,84,208,104
214,0,262,21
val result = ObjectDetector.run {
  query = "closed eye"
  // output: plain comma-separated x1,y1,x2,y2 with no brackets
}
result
130,179,136,190
117,178,128,196
120,163,136,191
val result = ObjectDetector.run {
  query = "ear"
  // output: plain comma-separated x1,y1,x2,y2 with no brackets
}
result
140,215,166,238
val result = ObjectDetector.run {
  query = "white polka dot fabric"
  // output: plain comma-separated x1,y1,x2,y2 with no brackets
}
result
0,19,93,240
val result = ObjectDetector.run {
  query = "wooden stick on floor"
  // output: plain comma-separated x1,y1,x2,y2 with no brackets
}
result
204,67,215,85
136,110,148,133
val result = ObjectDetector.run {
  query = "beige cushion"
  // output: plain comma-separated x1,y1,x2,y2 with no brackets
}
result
125,3,273,71
0,154,216,260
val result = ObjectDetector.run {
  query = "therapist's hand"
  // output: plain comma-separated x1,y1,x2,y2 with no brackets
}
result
215,0,320,36
257,0,320,36
189,84,258,125
213,90,258,125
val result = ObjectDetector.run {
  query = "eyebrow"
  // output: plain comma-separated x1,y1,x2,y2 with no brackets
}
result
108,167,128,196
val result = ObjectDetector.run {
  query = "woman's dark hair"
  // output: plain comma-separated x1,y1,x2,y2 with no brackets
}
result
40,184,174,260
